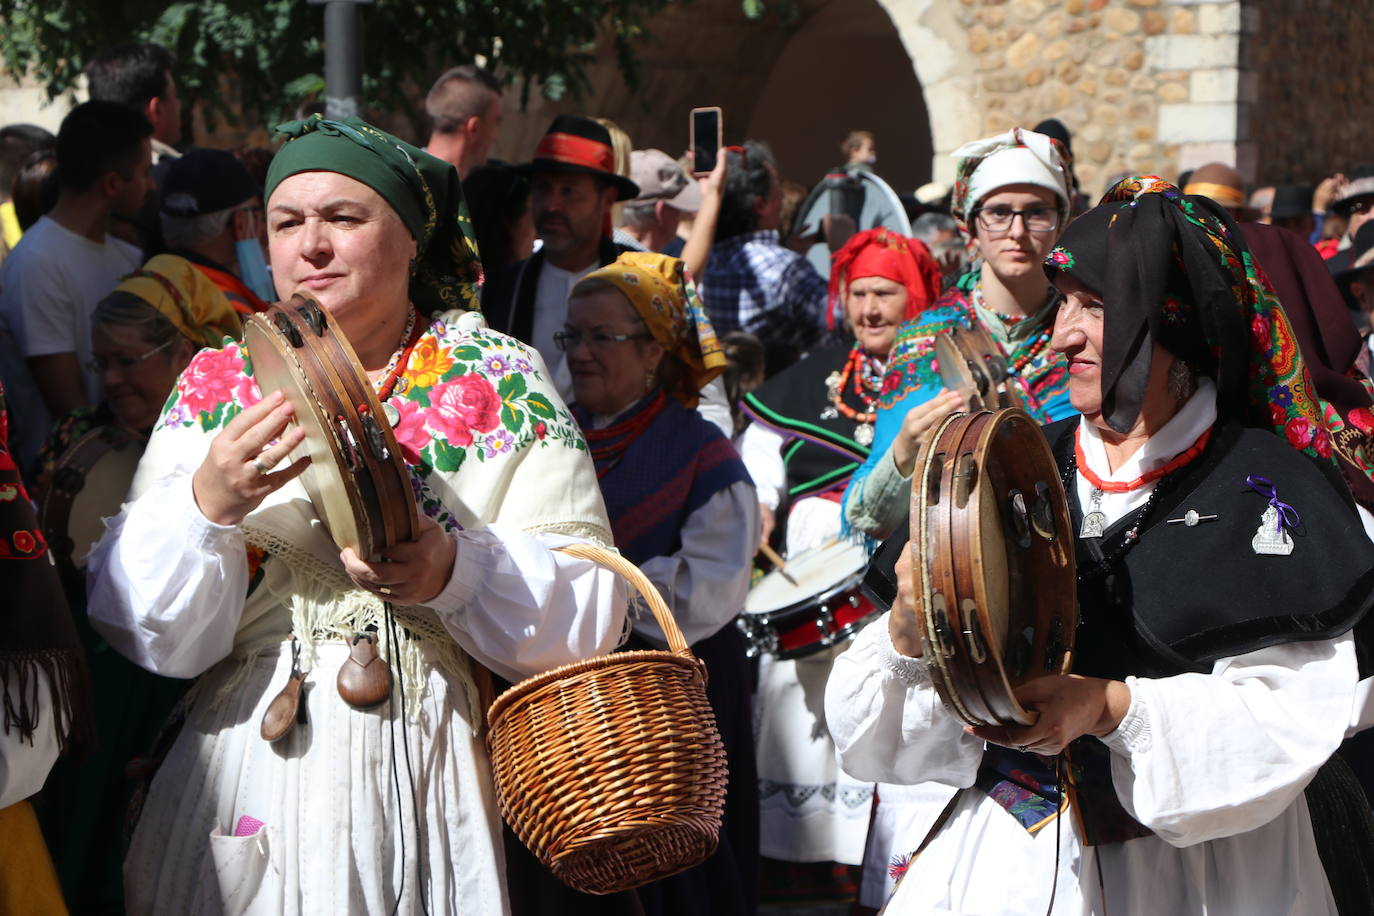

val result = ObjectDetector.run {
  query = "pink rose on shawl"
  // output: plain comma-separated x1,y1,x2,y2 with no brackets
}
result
1251,314,1271,350
1284,415,1316,450
390,398,432,464
177,346,246,417
425,373,501,447
1312,426,1333,458
1350,407,1374,435
234,375,263,410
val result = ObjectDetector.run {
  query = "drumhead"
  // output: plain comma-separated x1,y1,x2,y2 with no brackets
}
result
745,539,869,616
243,318,368,554
935,333,983,409
45,427,145,570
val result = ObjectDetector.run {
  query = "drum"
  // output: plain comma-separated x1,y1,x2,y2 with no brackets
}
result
738,539,878,660
934,326,1023,411
242,295,417,560
40,424,145,572
908,407,1075,727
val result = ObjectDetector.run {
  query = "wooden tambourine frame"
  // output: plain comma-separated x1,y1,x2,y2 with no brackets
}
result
40,424,146,572
908,407,1075,727
242,295,417,560
935,326,1024,412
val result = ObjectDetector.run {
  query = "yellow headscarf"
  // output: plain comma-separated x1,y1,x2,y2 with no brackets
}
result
577,252,726,407
113,254,243,348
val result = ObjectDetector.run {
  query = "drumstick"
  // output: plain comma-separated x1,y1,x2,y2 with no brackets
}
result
757,543,799,586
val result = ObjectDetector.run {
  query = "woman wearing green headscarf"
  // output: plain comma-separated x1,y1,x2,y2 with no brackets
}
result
87,116,626,914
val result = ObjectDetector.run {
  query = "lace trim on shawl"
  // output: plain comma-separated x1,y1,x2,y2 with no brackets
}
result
238,525,482,727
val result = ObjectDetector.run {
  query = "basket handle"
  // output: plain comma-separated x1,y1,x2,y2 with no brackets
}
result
553,542,693,657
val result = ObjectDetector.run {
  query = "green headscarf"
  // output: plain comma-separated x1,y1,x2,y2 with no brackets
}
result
263,115,483,314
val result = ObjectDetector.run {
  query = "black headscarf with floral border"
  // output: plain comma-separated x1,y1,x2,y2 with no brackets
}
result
264,115,484,316
1045,176,1365,477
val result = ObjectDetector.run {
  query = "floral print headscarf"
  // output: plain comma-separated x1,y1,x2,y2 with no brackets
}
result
573,252,726,408
1046,175,1367,476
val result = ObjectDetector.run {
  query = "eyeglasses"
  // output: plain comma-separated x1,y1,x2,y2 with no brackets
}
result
553,329,650,352
86,338,176,375
974,205,1061,234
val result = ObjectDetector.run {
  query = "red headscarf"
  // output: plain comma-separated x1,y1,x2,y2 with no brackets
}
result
827,228,942,331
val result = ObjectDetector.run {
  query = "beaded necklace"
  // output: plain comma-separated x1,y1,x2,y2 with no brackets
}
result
583,390,669,479
373,308,422,427
1073,425,1211,537
822,343,884,446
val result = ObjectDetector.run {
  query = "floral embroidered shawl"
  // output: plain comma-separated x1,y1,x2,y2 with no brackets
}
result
130,309,609,682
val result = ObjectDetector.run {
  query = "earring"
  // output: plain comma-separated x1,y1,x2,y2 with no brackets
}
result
1167,360,1196,401
645,369,657,392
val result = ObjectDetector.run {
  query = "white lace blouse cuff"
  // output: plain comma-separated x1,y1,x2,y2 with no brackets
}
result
872,616,931,687
1099,676,1149,755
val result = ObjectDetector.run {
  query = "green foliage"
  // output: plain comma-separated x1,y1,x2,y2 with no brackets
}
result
0,0,675,134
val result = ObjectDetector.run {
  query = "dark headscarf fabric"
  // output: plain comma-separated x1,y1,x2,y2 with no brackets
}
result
1242,222,1374,509
1046,176,1366,477
263,115,483,315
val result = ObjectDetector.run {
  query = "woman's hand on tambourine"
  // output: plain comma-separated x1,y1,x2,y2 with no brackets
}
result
888,539,923,658
892,389,965,477
192,390,311,526
965,675,1132,755
340,514,456,606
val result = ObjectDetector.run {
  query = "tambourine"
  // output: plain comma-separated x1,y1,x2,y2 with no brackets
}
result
908,407,1075,727
934,326,1023,411
242,295,417,560
40,424,146,572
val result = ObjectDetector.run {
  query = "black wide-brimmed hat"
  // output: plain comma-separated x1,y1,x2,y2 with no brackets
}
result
1333,221,1374,286
521,114,639,201
1270,184,1313,222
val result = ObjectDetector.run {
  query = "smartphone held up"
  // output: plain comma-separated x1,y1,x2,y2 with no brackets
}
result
690,107,722,177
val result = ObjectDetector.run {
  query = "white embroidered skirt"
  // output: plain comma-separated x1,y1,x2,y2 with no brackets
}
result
123,641,509,916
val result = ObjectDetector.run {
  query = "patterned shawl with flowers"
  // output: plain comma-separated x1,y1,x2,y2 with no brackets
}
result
573,252,726,409
1046,176,1374,488
131,311,607,705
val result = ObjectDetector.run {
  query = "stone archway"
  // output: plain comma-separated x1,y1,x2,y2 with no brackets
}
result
745,0,933,194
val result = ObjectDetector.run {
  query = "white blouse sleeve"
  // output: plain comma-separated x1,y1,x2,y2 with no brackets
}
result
90,472,628,686
825,611,984,787
0,668,62,808
424,525,627,685
1100,632,1356,847
87,472,250,679
631,479,757,648
738,423,786,511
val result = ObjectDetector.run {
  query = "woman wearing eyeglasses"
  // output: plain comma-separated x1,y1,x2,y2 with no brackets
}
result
843,128,1078,544
560,251,759,916
28,257,240,911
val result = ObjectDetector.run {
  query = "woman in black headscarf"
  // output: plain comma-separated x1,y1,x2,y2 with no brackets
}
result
827,177,1374,915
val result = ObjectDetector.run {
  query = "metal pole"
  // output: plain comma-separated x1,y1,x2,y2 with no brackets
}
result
310,0,372,119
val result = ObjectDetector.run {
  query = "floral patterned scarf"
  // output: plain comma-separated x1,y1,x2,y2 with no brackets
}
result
1046,176,1365,475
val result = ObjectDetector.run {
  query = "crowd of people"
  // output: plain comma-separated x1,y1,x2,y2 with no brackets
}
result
3,39,1374,916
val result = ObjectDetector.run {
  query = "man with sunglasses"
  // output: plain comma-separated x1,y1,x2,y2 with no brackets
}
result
1326,168,1374,276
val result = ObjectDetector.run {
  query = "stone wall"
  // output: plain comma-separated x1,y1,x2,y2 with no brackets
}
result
910,0,1247,198
1245,0,1374,185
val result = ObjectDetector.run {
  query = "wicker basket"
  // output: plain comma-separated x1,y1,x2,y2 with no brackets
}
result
485,542,729,895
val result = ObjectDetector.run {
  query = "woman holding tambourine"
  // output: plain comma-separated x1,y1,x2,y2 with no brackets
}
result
826,178,1374,914
87,117,626,915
